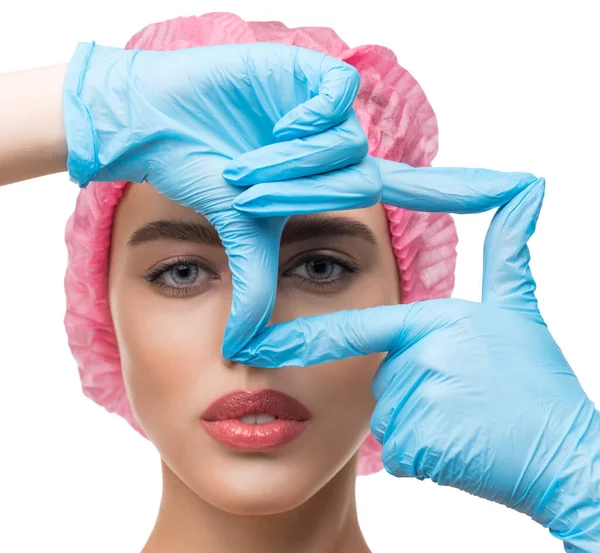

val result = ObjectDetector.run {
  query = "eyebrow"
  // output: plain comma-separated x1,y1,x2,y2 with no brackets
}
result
126,214,377,247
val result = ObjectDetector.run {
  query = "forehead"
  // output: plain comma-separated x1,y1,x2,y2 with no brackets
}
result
111,181,392,244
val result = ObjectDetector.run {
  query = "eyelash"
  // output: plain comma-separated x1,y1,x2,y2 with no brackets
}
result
282,252,358,291
143,253,359,297
143,256,218,297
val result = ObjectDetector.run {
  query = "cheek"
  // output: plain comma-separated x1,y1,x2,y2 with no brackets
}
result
323,353,381,415
305,353,383,459
109,283,230,424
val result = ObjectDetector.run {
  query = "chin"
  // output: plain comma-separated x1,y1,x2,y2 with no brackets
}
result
190,456,325,515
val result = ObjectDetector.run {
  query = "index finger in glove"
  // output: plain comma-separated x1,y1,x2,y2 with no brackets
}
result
229,156,541,218
233,300,451,368
378,158,539,214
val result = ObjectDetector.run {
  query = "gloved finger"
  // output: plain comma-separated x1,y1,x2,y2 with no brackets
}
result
271,48,361,141
231,156,541,218
232,301,451,368
222,111,368,185
218,215,288,360
481,177,545,311
378,158,539,214
231,155,381,217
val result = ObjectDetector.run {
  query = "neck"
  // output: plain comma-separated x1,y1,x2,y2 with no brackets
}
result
141,454,371,553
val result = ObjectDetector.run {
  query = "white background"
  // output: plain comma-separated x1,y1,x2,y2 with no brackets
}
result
0,1,598,551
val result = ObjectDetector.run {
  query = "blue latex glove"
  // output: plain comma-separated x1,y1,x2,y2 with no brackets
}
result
62,41,383,358
233,164,600,552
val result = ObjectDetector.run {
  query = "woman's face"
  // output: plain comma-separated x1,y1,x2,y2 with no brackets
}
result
108,182,400,514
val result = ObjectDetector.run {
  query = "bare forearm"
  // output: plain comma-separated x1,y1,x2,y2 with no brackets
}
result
0,63,68,186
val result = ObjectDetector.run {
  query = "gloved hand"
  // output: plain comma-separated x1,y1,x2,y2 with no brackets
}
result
232,164,600,553
62,40,382,357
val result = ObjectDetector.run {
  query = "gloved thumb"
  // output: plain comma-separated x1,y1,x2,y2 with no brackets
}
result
482,177,545,313
220,215,287,360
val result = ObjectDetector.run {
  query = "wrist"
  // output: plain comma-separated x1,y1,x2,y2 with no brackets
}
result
532,404,600,552
45,63,69,175
0,63,68,185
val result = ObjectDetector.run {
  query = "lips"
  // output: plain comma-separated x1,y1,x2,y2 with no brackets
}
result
200,389,311,451
200,389,312,422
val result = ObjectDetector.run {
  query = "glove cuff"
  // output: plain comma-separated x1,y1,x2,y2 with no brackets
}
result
63,41,138,188
63,41,98,188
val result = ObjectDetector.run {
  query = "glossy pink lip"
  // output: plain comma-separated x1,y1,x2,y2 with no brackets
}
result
200,389,311,451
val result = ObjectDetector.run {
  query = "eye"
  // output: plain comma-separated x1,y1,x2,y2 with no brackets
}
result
143,256,218,297
284,252,359,290
163,261,202,285
292,258,342,282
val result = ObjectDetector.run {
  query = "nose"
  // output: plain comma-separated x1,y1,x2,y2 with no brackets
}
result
218,262,296,366
222,357,237,369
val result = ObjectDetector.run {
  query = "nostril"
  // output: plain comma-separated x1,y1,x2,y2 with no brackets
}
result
222,357,237,368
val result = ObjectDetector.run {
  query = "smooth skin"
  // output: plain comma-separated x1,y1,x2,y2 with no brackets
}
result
108,181,400,553
0,64,68,184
